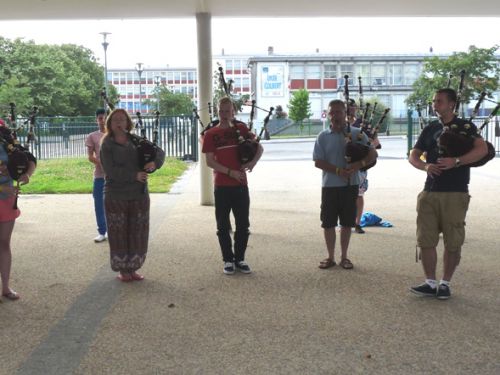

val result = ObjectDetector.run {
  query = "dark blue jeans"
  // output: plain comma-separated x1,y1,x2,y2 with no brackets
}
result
214,186,250,263
93,178,107,235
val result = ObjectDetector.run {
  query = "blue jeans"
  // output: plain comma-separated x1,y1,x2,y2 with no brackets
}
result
93,178,107,235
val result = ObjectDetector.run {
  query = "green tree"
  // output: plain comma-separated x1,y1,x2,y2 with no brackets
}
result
0,37,106,116
406,45,500,112
144,86,194,116
288,89,312,127
360,98,392,134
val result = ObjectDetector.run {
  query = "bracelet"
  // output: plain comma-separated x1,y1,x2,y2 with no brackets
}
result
335,167,340,175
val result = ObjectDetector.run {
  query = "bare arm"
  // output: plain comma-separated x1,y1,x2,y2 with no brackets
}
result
87,147,99,165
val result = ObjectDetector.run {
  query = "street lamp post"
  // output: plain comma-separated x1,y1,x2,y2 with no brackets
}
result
99,32,111,104
154,75,162,111
135,62,144,113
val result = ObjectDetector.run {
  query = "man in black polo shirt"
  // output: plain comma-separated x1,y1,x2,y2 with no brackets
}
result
408,88,488,299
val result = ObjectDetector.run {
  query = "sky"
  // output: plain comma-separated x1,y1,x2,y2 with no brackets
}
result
0,17,499,69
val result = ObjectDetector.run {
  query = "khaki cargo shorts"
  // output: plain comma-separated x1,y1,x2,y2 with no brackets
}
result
416,191,470,253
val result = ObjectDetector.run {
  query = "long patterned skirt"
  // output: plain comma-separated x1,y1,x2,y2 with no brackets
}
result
104,196,150,273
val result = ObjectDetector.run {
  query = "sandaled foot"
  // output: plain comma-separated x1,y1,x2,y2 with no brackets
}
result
131,272,145,281
339,258,354,269
117,273,133,282
2,290,20,301
319,258,336,269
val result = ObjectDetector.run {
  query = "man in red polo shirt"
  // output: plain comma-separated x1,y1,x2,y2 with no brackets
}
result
202,97,264,275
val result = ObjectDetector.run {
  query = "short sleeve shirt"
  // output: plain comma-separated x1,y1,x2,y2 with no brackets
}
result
313,126,370,187
201,123,253,187
85,130,105,178
414,117,479,192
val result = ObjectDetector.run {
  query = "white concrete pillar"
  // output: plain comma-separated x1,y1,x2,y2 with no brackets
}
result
196,12,214,205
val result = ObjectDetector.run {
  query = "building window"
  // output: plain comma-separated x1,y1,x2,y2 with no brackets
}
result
225,60,233,71
306,65,321,80
404,64,419,85
356,65,370,86
290,65,305,80
389,64,403,85
323,64,336,79
371,65,386,86
234,59,242,71
340,64,354,85
242,76,250,91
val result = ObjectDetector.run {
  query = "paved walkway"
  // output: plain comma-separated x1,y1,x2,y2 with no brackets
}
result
1,149,499,374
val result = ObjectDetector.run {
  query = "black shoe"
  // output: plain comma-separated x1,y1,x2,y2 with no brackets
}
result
355,225,365,234
410,282,437,297
235,261,252,274
223,262,235,275
436,284,451,300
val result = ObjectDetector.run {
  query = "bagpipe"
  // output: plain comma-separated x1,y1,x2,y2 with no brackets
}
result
343,75,389,171
435,71,497,167
101,88,164,172
1,103,37,209
236,102,273,164
194,66,273,164
130,111,165,173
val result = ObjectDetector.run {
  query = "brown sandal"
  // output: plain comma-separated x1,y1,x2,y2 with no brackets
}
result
319,258,336,269
339,258,354,269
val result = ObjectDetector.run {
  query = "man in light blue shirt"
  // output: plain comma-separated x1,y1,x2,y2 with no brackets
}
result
313,99,377,270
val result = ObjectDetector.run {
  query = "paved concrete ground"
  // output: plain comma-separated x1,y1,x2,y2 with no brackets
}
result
0,144,499,375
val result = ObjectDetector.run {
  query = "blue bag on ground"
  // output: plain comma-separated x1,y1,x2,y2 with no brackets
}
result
360,212,393,228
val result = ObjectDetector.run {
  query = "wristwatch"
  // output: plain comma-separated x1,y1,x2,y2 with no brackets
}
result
454,158,461,168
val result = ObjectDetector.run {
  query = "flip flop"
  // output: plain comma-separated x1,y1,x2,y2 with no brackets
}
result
2,290,20,301
131,272,145,281
318,258,336,269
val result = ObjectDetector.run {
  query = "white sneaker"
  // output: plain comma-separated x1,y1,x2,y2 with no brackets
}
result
94,234,107,243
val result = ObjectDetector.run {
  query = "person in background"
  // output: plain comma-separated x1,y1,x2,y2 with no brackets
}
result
347,100,381,234
85,108,107,243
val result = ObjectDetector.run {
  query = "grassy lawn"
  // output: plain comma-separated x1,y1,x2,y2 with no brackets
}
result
21,157,189,194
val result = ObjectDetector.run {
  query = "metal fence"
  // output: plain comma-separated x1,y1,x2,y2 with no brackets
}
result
407,112,500,156
14,115,199,161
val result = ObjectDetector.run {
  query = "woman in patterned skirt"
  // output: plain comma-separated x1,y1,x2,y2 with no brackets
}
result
100,109,162,282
